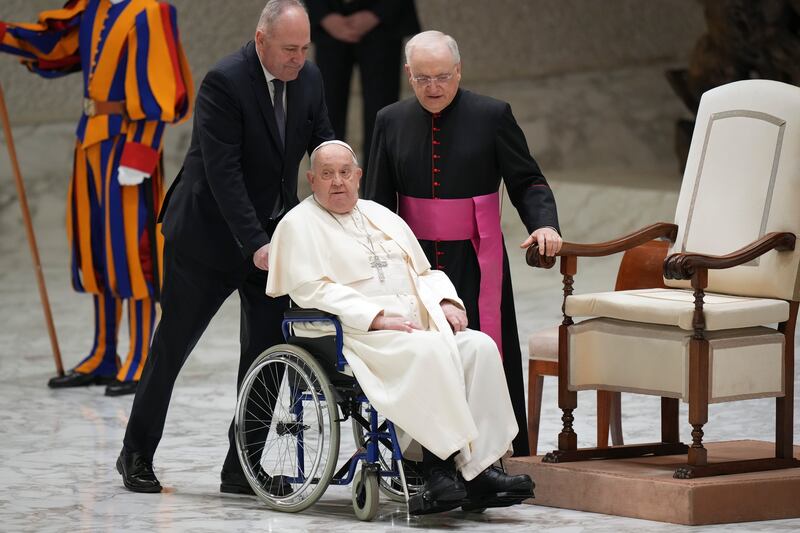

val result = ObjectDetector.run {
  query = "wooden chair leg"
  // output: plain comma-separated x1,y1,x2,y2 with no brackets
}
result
596,390,610,448
609,391,624,445
527,365,545,456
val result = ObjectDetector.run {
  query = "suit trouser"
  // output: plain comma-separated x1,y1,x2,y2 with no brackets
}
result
122,243,288,471
314,30,403,172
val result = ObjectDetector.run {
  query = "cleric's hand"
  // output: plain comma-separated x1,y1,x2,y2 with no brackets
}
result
520,226,562,256
253,243,270,271
440,301,467,332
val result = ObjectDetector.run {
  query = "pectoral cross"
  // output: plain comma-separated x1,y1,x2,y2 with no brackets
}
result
369,254,388,282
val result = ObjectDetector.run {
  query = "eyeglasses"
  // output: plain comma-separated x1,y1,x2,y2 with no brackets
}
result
319,168,355,181
411,71,456,87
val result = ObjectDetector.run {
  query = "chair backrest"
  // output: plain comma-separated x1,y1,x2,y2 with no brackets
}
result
615,240,669,291
666,79,800,301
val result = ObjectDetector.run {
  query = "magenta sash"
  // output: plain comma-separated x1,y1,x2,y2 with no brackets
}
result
398,193,504,357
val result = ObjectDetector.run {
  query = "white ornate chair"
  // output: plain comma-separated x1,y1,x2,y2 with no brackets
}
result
527,79,800,478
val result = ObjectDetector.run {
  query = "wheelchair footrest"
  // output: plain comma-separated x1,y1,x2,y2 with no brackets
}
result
408,491,466,516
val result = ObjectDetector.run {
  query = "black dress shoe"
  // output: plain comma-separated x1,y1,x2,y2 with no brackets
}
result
105,380,138,396
117,450,161,493
408,466,468,515
48,370,113,389
220,468,292,496
462,466,534,511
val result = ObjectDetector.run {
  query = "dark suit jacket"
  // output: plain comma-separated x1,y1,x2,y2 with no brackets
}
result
307,0,420,41
161,41,333,271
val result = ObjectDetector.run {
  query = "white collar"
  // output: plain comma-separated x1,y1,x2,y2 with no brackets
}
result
109,0,126,5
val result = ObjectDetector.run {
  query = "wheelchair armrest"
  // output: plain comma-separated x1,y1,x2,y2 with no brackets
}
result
282,308,346,372
284,308,338,320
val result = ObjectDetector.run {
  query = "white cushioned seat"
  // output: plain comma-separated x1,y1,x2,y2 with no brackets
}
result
568,318,785,402
565,288,789,331
528,326,559,361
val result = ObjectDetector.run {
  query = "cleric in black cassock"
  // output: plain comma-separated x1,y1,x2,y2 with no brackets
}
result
364,30,562,456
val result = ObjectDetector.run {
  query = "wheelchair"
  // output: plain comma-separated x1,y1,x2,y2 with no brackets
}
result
233,308,426,521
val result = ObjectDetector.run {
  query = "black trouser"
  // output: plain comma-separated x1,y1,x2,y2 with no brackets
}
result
122,244,288,473
314,30,403,172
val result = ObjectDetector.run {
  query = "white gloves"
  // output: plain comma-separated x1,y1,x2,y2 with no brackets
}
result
117,166,150,186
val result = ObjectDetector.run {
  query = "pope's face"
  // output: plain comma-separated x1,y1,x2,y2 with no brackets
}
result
308,145,362,214
405,44,461,114
255,7,310,82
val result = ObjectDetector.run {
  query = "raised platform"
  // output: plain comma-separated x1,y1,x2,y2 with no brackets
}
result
506,440,800,526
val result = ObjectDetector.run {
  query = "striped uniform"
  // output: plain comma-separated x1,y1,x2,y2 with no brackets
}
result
1,0,192,382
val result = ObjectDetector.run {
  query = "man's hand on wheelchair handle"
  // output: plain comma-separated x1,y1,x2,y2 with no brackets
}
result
253,243,270,270
440,301,467,332
369,312,422,332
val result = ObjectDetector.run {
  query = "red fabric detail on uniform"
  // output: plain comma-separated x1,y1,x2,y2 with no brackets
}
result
0,22,7,42
139,227,153,283
120,142,159,175
38,56,81,69
159,3,187,111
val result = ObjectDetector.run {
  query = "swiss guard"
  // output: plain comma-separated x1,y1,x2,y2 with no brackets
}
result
0,0,193,395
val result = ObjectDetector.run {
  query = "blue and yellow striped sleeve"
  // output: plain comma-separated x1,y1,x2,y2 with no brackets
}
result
0,0,85,78
120,2,193,175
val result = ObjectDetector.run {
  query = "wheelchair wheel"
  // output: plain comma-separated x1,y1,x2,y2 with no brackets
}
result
351,405,425,502
235,344,340,513
352,467,379,521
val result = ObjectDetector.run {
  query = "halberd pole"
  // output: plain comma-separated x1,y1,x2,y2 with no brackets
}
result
0,82,63,376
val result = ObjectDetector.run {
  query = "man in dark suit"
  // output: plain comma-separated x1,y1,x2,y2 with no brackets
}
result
116,0,334,494
307,0,419,172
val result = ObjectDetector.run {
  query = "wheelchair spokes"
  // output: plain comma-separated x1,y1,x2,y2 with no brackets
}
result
235,345,340,512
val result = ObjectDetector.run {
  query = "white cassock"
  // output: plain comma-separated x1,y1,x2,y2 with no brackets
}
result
266,196,517,480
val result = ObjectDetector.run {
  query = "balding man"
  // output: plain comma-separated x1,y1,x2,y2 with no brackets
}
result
268,140,534,515
117,0,333,494
364,31,562,456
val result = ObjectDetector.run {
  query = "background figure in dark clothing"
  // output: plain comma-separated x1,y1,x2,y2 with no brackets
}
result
307,0,419,172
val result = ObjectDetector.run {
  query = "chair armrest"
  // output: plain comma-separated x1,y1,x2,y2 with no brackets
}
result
663,232,796,280
526,223,678,269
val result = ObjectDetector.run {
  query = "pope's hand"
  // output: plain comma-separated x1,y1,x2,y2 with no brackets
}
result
369,312,421,332
440,301,467,332
118,166,149,186
520,226,562,256
253,243,270,271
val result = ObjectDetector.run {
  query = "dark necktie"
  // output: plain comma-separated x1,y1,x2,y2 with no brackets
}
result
271,79,286,147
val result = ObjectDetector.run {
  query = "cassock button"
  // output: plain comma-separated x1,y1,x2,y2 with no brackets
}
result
433,168,440,174
433,154,441,159
432,140,441,145
433,181,440,186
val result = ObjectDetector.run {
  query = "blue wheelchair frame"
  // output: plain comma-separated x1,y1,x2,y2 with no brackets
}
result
281,311,410,495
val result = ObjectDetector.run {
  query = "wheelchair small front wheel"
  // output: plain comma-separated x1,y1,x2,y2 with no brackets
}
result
352,467,380,521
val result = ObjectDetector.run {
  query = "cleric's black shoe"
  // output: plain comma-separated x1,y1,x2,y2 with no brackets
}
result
408,466,468,515
220,468,293,496
461,466,534,511
48,370,114,389
105,379,138,397
117,450,161,493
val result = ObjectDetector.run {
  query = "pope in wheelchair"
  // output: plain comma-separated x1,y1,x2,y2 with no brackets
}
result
234,140,533,519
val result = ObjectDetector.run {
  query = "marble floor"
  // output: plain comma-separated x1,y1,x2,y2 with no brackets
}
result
1,162,799,532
